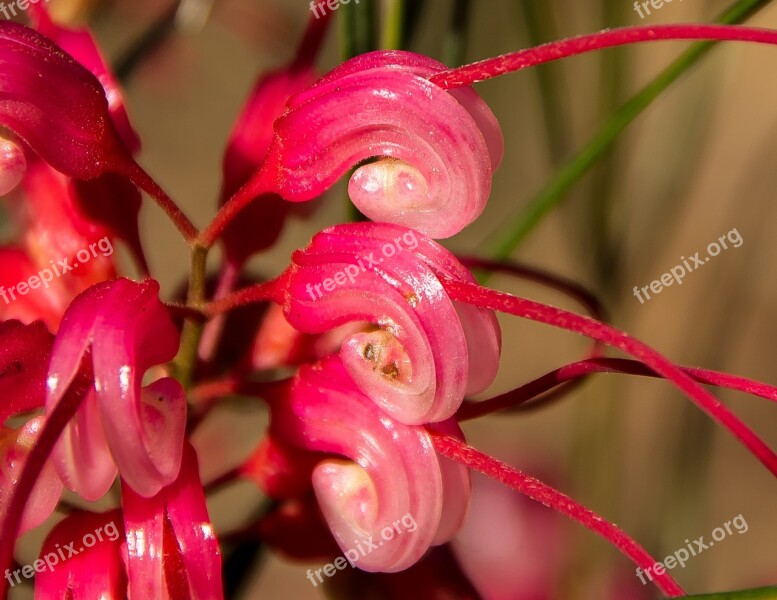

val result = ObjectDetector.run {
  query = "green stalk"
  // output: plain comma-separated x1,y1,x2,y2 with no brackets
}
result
483,0,774,260
380,0,405,49
172,243,208,388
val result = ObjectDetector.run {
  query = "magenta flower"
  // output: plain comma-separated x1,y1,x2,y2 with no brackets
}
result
3,8,777,599
280,221,501,424
45,278,186,500
202,49,503,245
268,357,470,572
122,443,223,600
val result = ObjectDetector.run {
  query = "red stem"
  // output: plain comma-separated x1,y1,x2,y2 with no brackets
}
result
202,274,287,317
430,24,777,89
0,369,92,600
125,161,199,244
460,357,777,420
427,430,685,597
441,278,777,478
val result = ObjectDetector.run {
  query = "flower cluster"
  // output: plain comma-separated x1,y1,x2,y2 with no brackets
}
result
1,4,776,599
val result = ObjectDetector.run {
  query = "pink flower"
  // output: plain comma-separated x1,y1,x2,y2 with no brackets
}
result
122,443,223,600
203,49,503,246
45,278,186,500
268,357,471,572
282,221,501,424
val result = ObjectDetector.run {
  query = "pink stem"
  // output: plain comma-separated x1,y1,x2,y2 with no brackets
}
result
441,278,777,478
427,430,685,598
460,357,777,421
202,273,287,317
0,369,92,600
430,24,777,89
125,161,199,244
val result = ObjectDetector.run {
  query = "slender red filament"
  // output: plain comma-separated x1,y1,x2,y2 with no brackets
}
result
430,24,777,89
203,274,287,317
441,277,777,478
459,357,777,420
428,430,685,597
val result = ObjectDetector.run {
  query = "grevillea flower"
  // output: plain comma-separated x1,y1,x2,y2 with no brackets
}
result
122,443,223,599
35,510,126,598
202,49,504,246
281,221,501,424
45,278,186,500
269,357,471,572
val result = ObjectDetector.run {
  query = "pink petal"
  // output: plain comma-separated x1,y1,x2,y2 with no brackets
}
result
270,358,470,572
265,50,503,238
122,443,223,600
46,278,186,500
283,222,500,424
34,510,126,599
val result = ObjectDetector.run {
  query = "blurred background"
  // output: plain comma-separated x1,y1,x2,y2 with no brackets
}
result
8,0,777,598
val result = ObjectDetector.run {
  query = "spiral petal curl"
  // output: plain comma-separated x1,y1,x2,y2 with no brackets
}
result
270,358,471,572
283,222,501,425
266,50,503,238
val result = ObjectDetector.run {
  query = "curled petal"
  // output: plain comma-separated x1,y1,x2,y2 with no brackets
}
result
283,222,501,425
0,319,53,422
0,417,63,536
46,278,185,499
52,389,117,502
35,510,126,599
122,443,223,600
270,358,471,572
0,22,134,179
266,50,503,238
